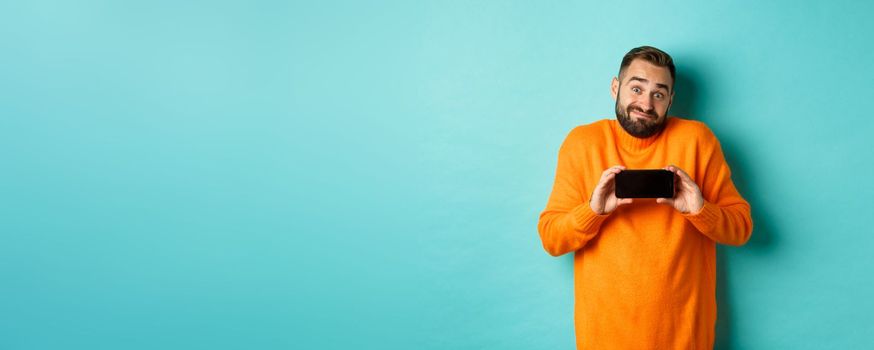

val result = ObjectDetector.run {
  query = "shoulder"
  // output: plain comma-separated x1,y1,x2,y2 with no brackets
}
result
665,116,720,146
563,119,612,147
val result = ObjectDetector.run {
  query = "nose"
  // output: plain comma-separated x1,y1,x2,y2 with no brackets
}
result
639,94,654,111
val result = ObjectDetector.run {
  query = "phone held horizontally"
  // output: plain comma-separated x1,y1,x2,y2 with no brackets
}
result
615,169,675,198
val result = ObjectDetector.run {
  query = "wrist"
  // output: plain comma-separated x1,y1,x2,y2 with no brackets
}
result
687,201,704,215
589,199,600,215
590,204,603,215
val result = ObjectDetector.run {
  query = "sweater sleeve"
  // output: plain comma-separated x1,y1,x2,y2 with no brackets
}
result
537,130,610,257
682,133,754,246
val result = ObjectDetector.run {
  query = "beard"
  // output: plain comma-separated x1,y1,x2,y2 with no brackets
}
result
615,93,667,138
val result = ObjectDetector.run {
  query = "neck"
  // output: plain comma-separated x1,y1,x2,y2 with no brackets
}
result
615,117,669,151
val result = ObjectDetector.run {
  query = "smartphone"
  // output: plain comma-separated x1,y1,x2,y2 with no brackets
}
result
615,169,675,198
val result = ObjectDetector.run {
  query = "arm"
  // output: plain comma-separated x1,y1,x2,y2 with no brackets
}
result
682,139,753,245
538,203,609,257
664,136,753,246
537,132,619,257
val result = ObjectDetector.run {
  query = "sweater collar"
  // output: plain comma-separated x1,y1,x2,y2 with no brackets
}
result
612,117,670,151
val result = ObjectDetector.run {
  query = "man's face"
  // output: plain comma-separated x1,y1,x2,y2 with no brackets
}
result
610,59,674,138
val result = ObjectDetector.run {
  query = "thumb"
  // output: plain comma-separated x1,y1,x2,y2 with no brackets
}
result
656,198,674,206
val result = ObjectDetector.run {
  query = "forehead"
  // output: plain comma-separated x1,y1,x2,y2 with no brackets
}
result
622,59,673,88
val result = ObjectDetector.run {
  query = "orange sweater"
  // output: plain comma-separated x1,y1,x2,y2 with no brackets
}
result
538,117,753,349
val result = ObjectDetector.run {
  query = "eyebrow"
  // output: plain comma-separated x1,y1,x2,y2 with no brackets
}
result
628,76,670,92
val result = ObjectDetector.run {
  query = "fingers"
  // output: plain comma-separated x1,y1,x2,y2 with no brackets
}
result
600,165,626,180
596,165,625,188
665,164,696,188
617,198,634,206
672,165,691,181
591,165,626,214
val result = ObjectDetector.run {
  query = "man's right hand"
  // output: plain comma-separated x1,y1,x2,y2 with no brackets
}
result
589,165,634,215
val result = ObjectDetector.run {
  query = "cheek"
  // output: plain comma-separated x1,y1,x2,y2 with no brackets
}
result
618,95,634,109
625,94,649,108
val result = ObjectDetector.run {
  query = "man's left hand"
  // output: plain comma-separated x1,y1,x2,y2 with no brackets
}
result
656,164,704,214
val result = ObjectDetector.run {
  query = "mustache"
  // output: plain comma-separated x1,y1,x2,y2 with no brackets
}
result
628,105,657,118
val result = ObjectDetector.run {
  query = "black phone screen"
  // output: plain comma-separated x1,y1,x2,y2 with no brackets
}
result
614,169,675,198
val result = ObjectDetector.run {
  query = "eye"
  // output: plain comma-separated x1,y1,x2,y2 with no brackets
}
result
631,87,641,94
654,92,664,100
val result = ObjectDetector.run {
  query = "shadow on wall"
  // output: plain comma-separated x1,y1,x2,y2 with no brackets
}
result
673,61,778,350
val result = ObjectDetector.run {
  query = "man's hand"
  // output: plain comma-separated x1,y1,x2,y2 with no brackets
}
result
656,164,704,214
590,165,634,215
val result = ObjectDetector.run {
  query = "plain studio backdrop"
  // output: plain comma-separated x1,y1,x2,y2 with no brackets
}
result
2,1,873,349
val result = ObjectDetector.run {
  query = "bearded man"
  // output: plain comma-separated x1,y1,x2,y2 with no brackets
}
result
537,45,753,349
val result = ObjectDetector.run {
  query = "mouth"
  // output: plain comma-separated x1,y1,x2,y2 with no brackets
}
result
632,111,655,120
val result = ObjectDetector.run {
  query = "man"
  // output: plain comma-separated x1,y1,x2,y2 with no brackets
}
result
537,46,753,349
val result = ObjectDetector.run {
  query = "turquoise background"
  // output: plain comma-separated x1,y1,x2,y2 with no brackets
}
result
2,1,872,349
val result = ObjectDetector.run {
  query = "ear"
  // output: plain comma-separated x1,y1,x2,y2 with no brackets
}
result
666,89,675,113
611,77,619,100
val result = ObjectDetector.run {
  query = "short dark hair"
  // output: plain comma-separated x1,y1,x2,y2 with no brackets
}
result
619,46,675,89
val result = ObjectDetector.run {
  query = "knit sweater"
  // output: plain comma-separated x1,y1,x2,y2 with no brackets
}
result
537,116,753,349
